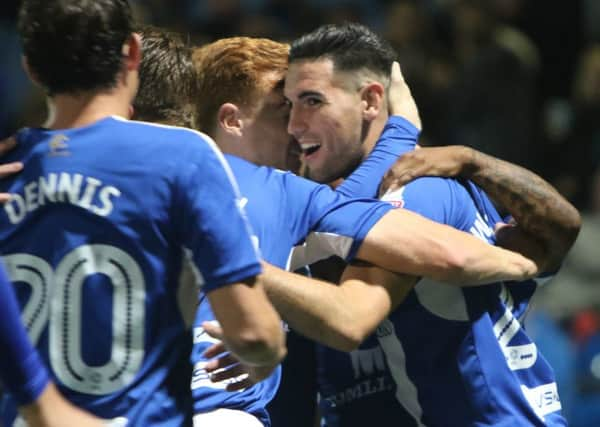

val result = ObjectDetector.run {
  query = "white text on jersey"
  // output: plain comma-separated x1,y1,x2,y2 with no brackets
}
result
4,173,121,224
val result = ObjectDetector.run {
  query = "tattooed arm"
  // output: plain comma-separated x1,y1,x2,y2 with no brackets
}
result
379,146,581,272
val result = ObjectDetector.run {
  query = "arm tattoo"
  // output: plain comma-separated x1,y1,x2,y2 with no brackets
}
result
467,150,581,264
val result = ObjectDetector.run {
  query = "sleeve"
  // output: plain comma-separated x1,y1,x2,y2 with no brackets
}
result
0,265,50,405
336,116,420,198
174,135,262,292
381,177,472,226
283,173,392,270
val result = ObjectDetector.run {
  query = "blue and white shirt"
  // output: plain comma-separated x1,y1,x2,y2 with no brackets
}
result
317,116,566,427
191,154,393,426
0,117,262,426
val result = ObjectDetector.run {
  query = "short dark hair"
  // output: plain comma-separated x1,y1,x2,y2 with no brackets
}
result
133,26,197,128
18,0,134,95
289,22,397,80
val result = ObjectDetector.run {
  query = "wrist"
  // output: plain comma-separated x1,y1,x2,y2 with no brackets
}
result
458,146,479,178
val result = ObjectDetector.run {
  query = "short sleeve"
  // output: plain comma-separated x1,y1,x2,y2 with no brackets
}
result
282,174,392,270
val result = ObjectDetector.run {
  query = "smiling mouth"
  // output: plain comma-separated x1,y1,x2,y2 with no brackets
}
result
300,143,321,157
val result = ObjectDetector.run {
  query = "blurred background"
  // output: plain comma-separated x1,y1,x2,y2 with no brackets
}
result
1,0,600,424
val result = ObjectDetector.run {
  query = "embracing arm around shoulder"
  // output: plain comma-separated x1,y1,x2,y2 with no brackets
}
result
462,147,581,271
262,262,416,352
380,145,581,272
356,208,538,285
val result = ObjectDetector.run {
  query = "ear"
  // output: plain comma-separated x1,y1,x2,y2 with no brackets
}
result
217,103,243,136
123,32,142,72
361,82,385,122
21,56,41,86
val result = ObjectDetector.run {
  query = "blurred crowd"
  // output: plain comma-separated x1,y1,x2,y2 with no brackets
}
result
1,0,600,425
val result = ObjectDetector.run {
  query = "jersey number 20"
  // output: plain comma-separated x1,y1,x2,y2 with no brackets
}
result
3,244,145,395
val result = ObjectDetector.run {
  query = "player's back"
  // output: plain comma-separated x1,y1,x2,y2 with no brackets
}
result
0,117,238,426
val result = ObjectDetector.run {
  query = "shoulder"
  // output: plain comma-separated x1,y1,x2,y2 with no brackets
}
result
386,176,467,207
383,177,476,225
124,118,218,155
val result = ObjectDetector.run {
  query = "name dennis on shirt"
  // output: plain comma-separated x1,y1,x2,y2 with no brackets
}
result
3,172,121,224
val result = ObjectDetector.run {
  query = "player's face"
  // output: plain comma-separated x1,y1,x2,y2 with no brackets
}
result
243,72,302,173
284,58,366,183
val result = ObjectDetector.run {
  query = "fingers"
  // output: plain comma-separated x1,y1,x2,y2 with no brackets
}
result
209,364,248,383
202,341,227,359
0,162,23,178
390,61,403,84
203,353,253,391
494,221,516,234
379,155,420,196
204,353,239,373
201,321,223,340
225,377,253,392
0,162,21,204
379,174,407,198
387,61,422,130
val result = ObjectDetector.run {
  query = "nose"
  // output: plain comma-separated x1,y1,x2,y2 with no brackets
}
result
287,105,306,139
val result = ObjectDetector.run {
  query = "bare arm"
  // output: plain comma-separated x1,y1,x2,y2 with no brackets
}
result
379,146,581,271
20,383,106,427
356,208,538,285
207,276,286,370
464,147,580,270
262,262,416,352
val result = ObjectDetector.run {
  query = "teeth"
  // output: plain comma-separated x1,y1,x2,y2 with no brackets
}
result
300,143,321,152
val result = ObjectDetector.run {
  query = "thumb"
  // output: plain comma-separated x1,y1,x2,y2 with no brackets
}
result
201,321,223,340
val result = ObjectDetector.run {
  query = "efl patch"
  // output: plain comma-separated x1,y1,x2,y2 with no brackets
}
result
387,199,404,209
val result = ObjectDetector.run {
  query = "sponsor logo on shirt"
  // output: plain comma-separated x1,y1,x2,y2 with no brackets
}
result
48,134,70,156
521,382,562,419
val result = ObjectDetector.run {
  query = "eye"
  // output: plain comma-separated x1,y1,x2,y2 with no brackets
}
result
305,97,322,107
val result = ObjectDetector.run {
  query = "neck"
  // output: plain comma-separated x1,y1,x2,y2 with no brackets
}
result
45,87,132,130
360,113,388,160
214,129,252,162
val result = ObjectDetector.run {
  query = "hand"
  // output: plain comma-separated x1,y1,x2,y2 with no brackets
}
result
388,61,421,131
19,384,108,427
379,145,474,197
202,321,278,392
0,136,23,203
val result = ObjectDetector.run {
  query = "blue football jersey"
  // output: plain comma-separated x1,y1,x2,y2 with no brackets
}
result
317,116,566,426
0,117,262,426
190,155,393,426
